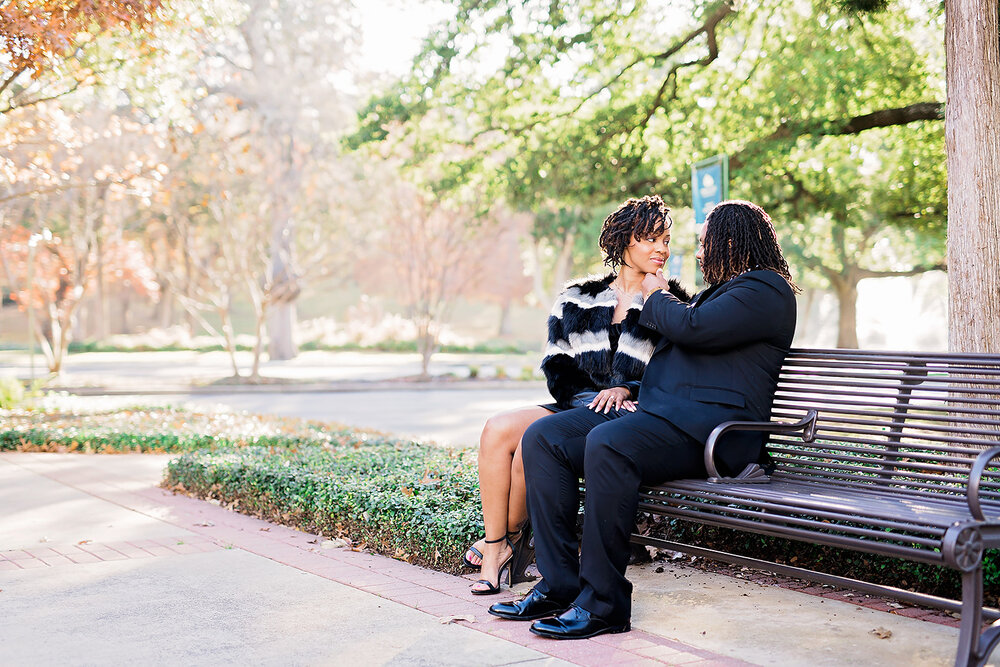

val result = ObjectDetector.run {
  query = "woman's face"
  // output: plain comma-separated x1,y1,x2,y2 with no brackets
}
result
624,226,671,274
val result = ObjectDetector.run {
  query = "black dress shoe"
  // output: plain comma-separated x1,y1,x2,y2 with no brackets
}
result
529,605,630,640
488,588,570,621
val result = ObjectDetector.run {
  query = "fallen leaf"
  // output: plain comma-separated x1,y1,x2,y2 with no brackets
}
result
439,615,475,624
870,627,893,639
886,602,903,609
259,527,270,532
322,539,349,549
77,540,92,545
193,521,214,527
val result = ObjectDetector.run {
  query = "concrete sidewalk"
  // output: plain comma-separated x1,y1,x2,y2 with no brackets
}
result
0,453,977,666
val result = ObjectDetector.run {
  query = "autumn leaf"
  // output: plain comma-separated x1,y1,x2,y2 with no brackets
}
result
438,615,475,624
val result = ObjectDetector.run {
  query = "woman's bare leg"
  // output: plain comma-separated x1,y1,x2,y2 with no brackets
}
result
507,442,527,535
471,405,553,592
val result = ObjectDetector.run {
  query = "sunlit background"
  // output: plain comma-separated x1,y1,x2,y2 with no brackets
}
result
0,0,949,383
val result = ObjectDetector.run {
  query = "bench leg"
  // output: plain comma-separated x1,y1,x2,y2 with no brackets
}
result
957,566,1000,667
957,567,982,667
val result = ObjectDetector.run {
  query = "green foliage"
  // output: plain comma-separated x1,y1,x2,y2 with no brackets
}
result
0,377,25,409
346,85,428,151
0,408,335,453
0,377,45,410
163,442,482,572
836,0,891,12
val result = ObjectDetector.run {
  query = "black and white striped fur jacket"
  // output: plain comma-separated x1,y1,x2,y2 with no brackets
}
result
541,273,692,408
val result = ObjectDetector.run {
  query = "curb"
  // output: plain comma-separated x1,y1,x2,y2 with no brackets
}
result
46,379,547,396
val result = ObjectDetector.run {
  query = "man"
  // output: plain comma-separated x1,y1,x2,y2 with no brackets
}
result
488,199,799,639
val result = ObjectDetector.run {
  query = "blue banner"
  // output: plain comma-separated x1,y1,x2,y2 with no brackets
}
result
691,155,729,228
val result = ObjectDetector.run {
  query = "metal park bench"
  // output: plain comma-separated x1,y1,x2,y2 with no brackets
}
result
632,348,1000,667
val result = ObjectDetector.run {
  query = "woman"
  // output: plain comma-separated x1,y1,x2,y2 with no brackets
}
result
468,194,690,595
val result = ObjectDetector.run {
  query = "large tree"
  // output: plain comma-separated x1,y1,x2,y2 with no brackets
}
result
354,0,949,347
200,0,358,361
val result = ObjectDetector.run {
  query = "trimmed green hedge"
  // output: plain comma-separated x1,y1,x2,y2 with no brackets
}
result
0,408,334,453
164,443,481,571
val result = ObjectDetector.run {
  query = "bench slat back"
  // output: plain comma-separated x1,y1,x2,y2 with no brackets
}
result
768,348,1000,502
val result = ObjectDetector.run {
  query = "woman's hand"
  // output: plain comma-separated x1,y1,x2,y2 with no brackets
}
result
588,387,636,414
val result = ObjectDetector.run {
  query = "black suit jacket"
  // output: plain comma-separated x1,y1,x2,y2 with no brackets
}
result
634,270,796,476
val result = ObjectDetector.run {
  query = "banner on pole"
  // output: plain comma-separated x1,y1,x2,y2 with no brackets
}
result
691,154,729,229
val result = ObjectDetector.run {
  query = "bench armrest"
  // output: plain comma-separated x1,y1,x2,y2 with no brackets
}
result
967,445,1000,521
704,410,818,482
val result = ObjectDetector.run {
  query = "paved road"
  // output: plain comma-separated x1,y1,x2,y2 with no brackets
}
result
63,387,551,449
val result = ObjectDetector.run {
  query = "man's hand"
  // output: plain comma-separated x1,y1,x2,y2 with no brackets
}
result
588,387,635,414
641,269,670,299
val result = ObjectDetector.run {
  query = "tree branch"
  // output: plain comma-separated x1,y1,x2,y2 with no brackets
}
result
638,3,732,130
472,1,738,139
0,78,85,114
857,263,947,279
0,66,27,98
731,102,944,169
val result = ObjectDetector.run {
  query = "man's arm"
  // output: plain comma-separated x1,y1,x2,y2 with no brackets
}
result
639,272,790,350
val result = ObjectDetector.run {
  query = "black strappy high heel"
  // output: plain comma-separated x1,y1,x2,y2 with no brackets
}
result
470,536,514,596
508,521,536,585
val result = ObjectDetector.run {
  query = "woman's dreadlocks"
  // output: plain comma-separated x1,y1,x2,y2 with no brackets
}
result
701,200,800,293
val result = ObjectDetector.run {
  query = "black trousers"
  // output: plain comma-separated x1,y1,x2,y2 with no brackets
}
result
521,406,705,624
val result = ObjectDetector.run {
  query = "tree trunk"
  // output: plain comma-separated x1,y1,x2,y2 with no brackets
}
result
154,281,173,330
219,301,241,379
529,231,577,307
831,275,860,349
266,135,301,362
946,0,1000,353
95,243,108,341
251,292,267,381
797,288,816,343
551,230,576,298
119,288,131,334
497,298,513,337
416,319,435,379
267,302,296,360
